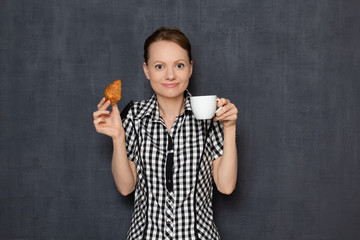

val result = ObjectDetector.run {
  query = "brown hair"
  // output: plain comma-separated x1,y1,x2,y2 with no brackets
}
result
143,27,192,64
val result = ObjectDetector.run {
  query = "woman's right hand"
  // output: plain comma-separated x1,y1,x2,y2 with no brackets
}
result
93,97,124,140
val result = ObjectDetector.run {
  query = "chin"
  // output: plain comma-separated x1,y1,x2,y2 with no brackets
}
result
159,91,183,99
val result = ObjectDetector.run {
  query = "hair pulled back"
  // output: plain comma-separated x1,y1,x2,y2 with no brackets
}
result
143,27,192,64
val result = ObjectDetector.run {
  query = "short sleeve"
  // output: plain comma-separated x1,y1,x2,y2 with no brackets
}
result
209,120,224,160
122,109,138,162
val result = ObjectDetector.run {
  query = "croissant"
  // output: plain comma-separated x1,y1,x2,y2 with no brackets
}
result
104,80,122,105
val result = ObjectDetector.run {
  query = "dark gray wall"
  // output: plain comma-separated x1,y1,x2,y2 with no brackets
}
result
1,0,360,239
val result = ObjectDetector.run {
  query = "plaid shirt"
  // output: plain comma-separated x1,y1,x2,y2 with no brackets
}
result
122,90,224,240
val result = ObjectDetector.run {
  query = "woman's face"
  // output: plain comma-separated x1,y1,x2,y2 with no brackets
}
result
143,40,193,100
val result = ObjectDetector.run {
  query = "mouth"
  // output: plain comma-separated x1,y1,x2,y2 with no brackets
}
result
162,83,179,88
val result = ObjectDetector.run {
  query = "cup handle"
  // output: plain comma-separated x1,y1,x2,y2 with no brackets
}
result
215,98,223,113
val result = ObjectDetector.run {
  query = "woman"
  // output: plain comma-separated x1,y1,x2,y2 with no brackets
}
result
93,27,238,240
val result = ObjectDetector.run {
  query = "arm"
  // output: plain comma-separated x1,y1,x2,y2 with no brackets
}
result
112,137,137,196
93,98,137,196
212,98,238,195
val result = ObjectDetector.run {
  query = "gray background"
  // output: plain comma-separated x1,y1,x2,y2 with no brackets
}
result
1,0,360,239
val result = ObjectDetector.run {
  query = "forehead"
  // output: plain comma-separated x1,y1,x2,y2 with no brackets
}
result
147,40,188,62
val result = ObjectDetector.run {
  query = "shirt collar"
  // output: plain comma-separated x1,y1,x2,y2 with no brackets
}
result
183,90,192,114
136,90,193,120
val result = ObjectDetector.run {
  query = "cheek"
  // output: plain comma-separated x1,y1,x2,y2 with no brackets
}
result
152,74,168,85
148,70,161,80
180,70,191,80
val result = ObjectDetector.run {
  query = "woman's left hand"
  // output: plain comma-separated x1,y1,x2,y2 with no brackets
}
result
214,98,238,128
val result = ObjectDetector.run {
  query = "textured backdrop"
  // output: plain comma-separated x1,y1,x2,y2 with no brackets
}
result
1,0,360,239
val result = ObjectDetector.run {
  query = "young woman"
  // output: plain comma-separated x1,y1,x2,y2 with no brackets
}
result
93,27,238,240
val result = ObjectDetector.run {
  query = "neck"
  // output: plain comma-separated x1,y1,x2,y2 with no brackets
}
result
157,94,185,121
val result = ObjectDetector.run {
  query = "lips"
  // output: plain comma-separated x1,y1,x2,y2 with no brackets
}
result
162,83,179,88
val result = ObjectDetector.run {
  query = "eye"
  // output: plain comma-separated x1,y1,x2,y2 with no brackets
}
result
155,65,164,70
176,63,184,69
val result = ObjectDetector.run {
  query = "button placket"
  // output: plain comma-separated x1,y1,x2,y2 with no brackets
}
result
164,135,175,239
166,136,174,192
165,192,175,239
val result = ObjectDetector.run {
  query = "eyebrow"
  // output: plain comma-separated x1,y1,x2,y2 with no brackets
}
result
151,59,187,65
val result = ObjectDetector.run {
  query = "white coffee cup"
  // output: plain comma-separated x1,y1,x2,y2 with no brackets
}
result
190,95,219,120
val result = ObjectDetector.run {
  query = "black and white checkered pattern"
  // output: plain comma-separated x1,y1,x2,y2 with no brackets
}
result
122,90,224,240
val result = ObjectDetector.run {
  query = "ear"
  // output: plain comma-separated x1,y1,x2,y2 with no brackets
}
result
143,62,150,80
189,60,193,78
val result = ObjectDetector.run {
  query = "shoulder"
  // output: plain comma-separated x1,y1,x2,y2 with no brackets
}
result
120,98,152,120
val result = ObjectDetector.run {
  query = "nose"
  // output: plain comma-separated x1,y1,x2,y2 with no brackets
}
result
165,68,175,81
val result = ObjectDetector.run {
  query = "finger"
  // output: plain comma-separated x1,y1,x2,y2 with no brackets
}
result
215,103,237,118
95,122,107,133
99,99,111,111
93,116,107,126
215,109,237,121
215,103,232,117
111,103,119,113
97,97,106,110
215,106,223,114
93,110,110,119
217,98,230,108
95,119,116,133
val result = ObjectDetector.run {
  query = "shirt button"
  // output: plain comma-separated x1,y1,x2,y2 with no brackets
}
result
167,220,171,225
